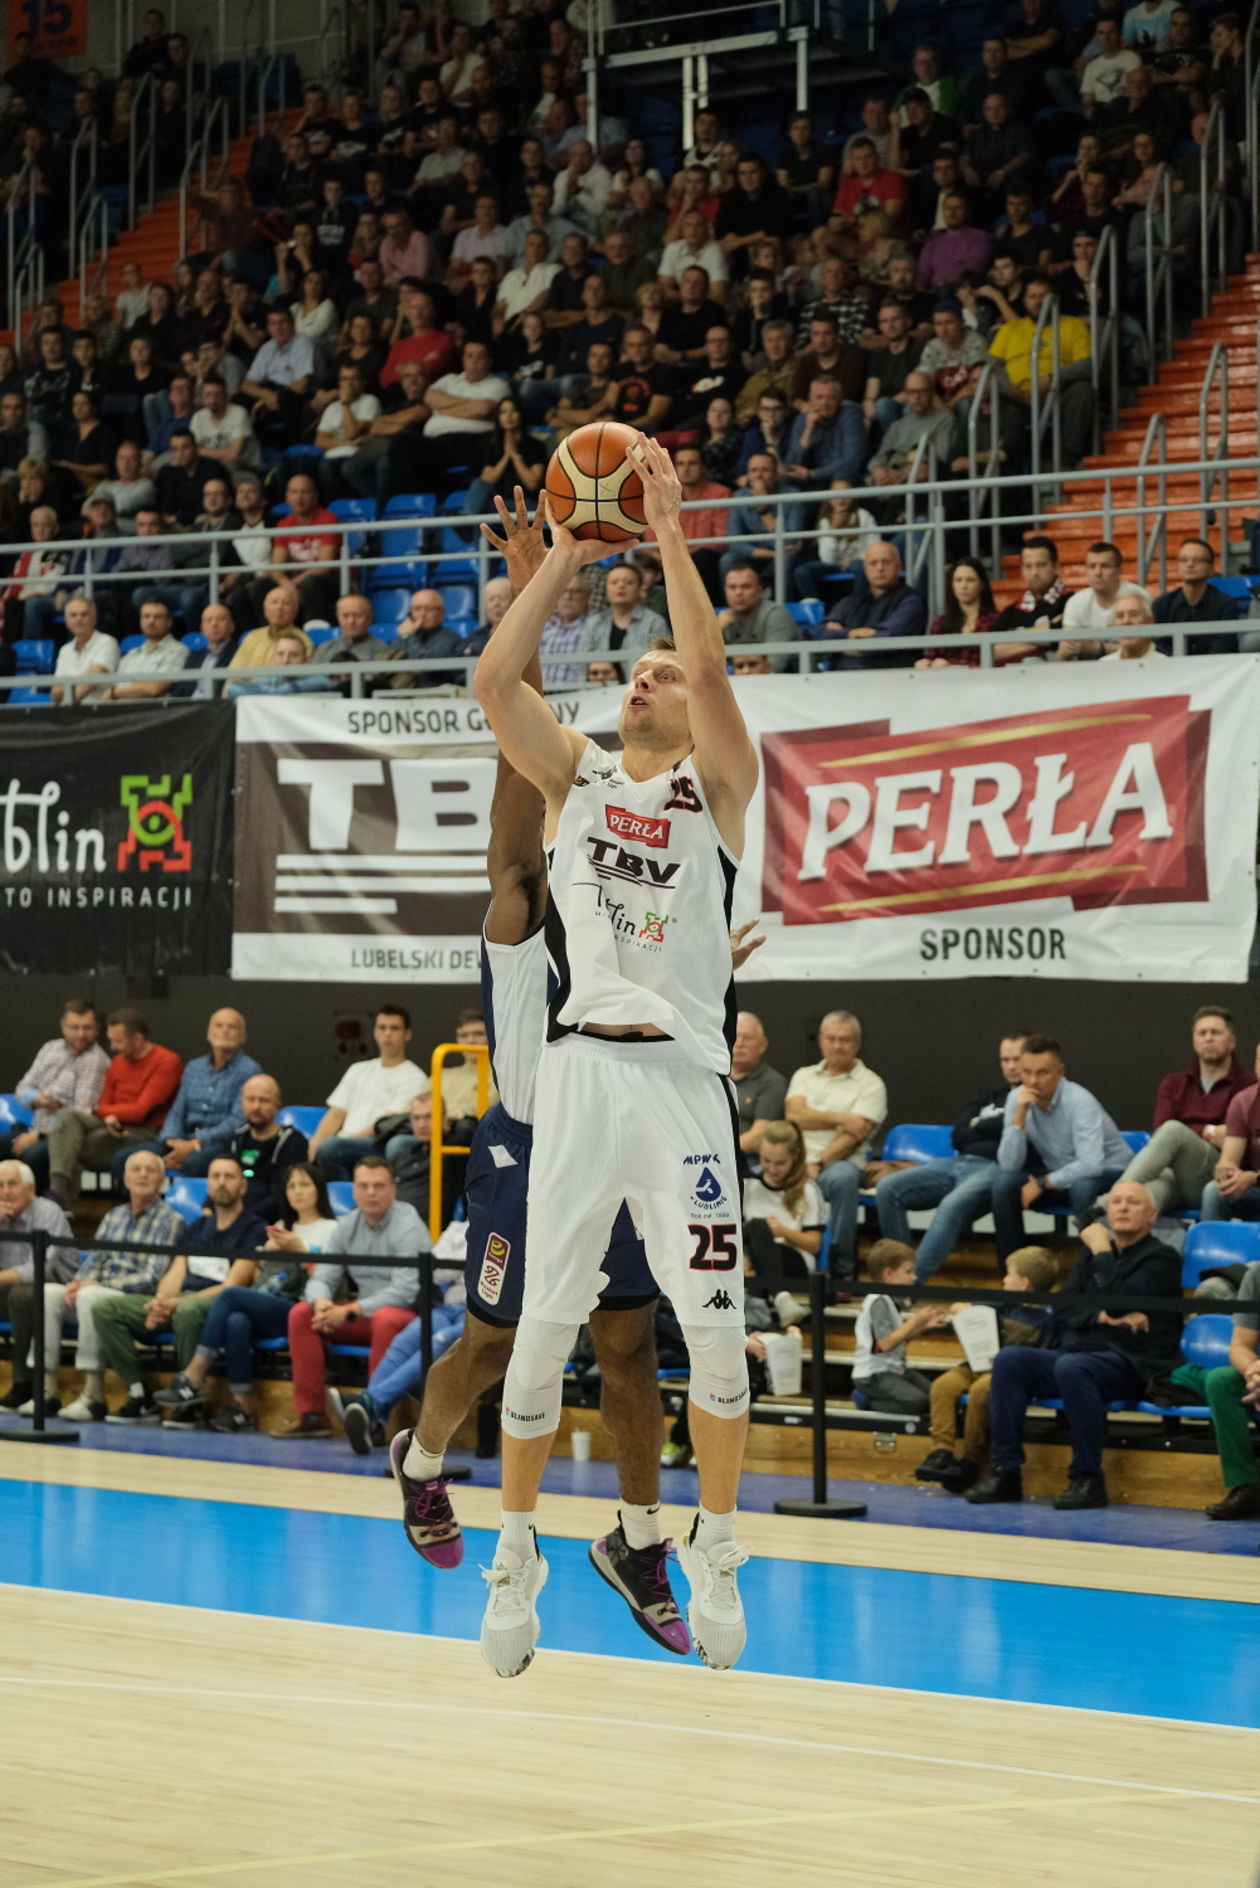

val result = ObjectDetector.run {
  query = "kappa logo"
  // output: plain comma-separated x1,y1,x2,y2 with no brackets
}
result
606,806,670,847
691,1164,724,1205
702,1290,737,1314
478,1231,511,1307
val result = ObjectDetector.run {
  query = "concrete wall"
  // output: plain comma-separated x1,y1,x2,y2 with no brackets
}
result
3,972,1246,1131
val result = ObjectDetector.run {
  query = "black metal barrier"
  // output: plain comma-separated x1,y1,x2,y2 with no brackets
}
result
2,1230,1247,1530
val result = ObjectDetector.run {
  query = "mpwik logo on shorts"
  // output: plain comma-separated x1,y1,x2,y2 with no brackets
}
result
479,1231,510,1306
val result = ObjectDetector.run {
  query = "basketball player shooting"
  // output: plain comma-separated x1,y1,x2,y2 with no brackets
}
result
473,437,760,1677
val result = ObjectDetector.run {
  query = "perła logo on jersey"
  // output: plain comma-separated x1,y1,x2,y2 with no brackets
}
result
606,807,670,847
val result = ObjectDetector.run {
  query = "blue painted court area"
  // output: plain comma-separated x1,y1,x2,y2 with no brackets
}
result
3,1477,1257,1729
2,1412,1254,1556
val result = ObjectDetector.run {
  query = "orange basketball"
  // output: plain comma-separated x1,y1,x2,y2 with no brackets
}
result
544,420,648,543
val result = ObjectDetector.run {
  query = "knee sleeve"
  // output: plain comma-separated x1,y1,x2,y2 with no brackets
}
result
683,1323,750,1419
500,1315,579,1439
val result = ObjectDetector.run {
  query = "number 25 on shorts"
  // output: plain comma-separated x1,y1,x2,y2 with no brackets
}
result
689,1224,739,1270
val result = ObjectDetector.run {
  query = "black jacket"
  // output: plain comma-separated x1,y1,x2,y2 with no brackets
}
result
951,1084,1010,1158
1047,1233,1182,1371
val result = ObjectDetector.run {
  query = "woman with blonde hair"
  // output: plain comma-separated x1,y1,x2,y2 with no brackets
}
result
743,1120,827,1282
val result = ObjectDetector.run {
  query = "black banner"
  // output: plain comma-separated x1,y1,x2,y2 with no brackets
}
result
0,703,235,975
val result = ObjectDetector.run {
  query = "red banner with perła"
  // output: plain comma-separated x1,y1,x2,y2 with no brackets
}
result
8,0,86,60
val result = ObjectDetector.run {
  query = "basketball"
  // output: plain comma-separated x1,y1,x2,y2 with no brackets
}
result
544,419,648,543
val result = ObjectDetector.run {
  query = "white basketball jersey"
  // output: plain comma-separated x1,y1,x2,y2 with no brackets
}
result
481,927,548,1125
544,738,737,1074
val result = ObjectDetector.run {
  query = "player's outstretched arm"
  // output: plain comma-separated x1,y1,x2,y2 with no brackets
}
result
481,492,549,945
631,438,759,828
473,495,605,803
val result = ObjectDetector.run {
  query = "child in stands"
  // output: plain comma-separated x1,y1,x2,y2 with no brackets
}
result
917,1244,1058,1493
850,1238,951,1416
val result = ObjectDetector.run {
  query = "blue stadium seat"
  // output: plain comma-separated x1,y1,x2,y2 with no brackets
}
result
181,632,207,653
12,639,54,674
328,1183,356,1215
367,559,427,592
329,498,377,556
438,583,476,620
379,493,438,561
8,687,53,705
120,635,145,655
1181,1221,1260,1288
371,589,412,627
882,1123,954,1164
0,1094,33,1132
1181,1313,1233,1372
785,600,824,628
276,1105,324,1138
165,1177,208,1223
432,525,479,582
1212,578,1257,601
306,626,337,646
1121,1130,1150,1155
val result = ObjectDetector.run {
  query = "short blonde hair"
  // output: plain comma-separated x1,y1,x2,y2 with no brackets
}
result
1005,1246,1059,1293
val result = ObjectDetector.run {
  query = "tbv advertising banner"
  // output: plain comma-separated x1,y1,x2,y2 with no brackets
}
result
0,703,235,975
231,659,1260,984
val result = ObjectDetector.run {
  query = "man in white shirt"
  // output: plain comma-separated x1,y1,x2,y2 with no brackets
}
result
1081,18,1142,109
50,594,119,704
658,210,729,299
1059,541,1151,651
1122,0,1178,48
190,373,260,472
105,600,189,701
1099,593,1167,659
495,230,560,328
786,1010,888,1284
314,363,381,463
552,139,613,236
386,338,509,494
310,1003,429,1179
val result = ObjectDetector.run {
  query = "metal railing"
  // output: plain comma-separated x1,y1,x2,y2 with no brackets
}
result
178,96,231,262
238,0,279,134
966,358,1003,573
1199,95,1230,319
1142,162,1176,371
1245,0,1260,253
4,159,43,340
1028,294,1062,514
127,71,159,226
1198,341,1230,544
1135,413,1169,598
1090,222,1121,451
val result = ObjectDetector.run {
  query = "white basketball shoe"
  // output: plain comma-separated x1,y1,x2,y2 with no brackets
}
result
480,1538,549,1678
677,1520,750,1671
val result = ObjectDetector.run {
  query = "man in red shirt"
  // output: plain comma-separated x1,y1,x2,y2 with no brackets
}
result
643,443,728,601
380,284,456,390
46,1009,182,1208
832,138,907,232
1119,1005,1252,1215
1200,1040,1260,1224
247,471,341,624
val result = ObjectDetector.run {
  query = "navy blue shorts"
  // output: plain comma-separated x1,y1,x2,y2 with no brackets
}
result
463,1102,657,1326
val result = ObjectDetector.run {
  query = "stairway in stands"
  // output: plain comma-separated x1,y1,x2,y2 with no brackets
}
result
992,259,1260,605
7,119,266,343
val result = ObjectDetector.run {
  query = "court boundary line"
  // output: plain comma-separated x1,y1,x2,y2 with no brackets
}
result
9,1785,1246,1888
2,1593,1260,1752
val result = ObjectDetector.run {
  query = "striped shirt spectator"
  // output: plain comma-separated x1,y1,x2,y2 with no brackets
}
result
13,1020,110,1133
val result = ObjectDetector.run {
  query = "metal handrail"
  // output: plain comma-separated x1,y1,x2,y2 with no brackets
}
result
965,358,1003,571
900,433,941,616
127,71,158,225
1199,95,1229,318
67,127,97,286
179,96,229,261
1089,222,1120,450
1245,0,1260,252
1028,293,1062,511
1198,341,1230,545
1142,162,1175,370
5,157,37,335
1134,412,1168,594
255,53,282,142
320,4,346,88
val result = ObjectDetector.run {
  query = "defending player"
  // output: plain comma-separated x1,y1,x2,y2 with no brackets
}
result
389,494,691,1657
473,439,760,1676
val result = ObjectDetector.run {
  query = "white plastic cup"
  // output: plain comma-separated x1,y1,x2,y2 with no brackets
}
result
762,1330,804,1396
571,1429,592,1462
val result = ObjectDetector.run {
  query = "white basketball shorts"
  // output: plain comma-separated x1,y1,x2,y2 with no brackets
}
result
523,1032,746,1330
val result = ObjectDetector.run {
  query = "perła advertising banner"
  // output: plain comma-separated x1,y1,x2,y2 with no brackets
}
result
232,660,1259,983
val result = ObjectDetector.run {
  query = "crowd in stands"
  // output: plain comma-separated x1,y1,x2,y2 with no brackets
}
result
0,0,1255,691
3,991,1260,1522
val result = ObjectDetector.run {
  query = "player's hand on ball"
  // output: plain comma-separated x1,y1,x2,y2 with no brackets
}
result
627,436,682,532
480,486,547,591
540,492,620,565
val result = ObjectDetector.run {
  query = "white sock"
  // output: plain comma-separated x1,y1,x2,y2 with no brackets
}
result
128,1381,145,1401
694,1504,736,1551
403,1436,445,1482
84,1372,104,1399
499,1510,537,1561
43,1372,58,1397
620,1502,662,1551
